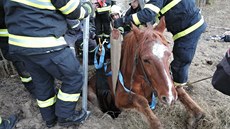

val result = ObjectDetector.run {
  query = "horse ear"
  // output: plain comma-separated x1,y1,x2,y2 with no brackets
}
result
155,16,166,33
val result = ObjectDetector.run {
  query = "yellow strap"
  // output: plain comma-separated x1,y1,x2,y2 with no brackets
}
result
59,0,80,15
11,0,56,10
132,13,141,25
173,16,204,41
57,89,80,102
37,96,56,108
144,4,160,14
20,76,32,83
96,6,111,12
9,34,67,48
0,29,9,37
160,0,181,15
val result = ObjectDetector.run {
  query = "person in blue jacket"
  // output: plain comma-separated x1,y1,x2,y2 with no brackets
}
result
114,0,207,88
212,48,230,95
1,0,93,128
0,6,35,97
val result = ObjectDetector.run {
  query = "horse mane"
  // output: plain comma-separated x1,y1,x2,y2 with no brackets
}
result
121,25,168,78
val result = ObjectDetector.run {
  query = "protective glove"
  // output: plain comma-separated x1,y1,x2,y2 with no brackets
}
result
114,17,126,29
82,1,94,16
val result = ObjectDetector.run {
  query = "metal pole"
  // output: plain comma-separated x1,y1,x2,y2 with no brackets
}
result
82,0,90,111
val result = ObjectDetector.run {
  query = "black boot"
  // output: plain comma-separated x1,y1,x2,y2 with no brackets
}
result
58,109,87,126
46,117,57,128
0,115,17,129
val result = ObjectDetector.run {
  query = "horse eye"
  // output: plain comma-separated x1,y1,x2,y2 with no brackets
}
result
143,59,150,64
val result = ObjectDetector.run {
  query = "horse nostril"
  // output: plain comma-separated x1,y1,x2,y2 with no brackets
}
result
161,96,167,103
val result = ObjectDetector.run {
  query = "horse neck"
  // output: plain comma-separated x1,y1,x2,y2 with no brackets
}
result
120,43,143,87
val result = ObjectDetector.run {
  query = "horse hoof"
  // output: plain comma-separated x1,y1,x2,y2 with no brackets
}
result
186,112,205,129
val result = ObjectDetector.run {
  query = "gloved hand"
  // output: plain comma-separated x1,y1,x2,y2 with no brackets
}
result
114,17,126,29
82,1,94,16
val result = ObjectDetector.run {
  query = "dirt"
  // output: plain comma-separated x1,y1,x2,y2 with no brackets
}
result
0,0,230,129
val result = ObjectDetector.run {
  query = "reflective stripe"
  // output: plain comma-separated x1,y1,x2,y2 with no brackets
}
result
132,13,141,25
20,76,32,83
59,0,80,15
96,6,111,12
9,34,67,48
37,96,56,108
79,7,86,19
173,16,204,41
57,89,80,102
98,34,104,37
103,34,110,38
11,0,55,10
0,117,2,124
160,0,181,15
71,20,80,28
0,29,9,37
144,4,160,14
174,82,187,87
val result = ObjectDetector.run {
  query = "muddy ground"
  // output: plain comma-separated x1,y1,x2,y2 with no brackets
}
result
0,0,230,129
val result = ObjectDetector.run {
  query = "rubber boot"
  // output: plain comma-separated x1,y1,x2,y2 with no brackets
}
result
0,115,17,129
58,109,87,126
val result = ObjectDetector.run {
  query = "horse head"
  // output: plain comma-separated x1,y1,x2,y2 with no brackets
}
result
121,17,177,105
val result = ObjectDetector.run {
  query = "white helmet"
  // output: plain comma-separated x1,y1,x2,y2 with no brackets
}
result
110,5,122,16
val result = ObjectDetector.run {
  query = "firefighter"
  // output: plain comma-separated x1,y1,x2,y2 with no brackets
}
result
64,17,97,65
94,0,112,44
2,0,93,128
110,5,122,20
0,0,34,96
212,48,230,95
0,115,17,129
114,0,207,87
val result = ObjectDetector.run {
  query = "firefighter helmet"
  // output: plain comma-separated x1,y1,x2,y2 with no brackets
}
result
110,5,122,16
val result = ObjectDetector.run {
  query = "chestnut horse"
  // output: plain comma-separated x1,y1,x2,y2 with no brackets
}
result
88,17,205,129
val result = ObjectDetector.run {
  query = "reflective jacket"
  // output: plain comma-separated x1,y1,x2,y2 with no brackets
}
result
125,0,206,41
2,0,90,55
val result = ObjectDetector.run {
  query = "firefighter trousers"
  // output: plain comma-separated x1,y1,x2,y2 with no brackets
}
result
15,47,84,121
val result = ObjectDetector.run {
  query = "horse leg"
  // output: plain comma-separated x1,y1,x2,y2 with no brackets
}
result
116,92,163,129
87,76,100,107
88,86,100,107
176,86,205,129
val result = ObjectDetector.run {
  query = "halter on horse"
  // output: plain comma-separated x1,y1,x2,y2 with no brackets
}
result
88,17,205,129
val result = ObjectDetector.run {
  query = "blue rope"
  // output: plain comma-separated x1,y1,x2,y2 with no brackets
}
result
107,42,111,49
104,62,112,76
118,71,156,109
94,45,105,69
149,93,157,110
118,71,132,93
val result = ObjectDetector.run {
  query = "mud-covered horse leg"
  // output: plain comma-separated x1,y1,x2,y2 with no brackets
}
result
115,91,163,129
176,86,205,129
